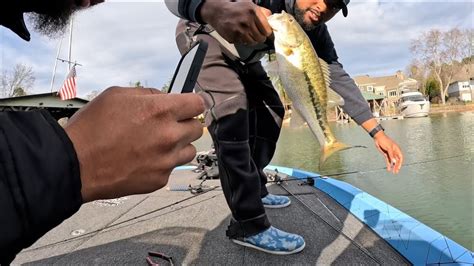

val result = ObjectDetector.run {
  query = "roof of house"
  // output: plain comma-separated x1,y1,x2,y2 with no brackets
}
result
450,63,474,84
353,75,375,85
0,92,88,108
354,72,417,90
361,91,385,101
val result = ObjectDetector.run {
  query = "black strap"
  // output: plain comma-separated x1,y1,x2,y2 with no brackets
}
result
369,124,384,138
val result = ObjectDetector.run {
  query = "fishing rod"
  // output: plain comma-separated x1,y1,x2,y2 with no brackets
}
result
25,152,469,252
341,152,468,175
268,153,468,183
265,154,470,264
274,176,383,265
27,161,226,252
25,185,220,252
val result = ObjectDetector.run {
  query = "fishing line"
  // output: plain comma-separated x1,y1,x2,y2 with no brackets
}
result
269,171,414,264
265,153,469,264
25,186,220,252
268,153,469,183
24,153,469,253
342,152,468,176
276,180,383,265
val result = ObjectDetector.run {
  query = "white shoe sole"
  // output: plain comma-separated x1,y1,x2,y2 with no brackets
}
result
231,238,305,255
263,200,291,208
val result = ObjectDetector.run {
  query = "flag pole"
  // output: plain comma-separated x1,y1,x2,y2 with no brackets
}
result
58,16,81,100
67,18,73,70
50,37,63,93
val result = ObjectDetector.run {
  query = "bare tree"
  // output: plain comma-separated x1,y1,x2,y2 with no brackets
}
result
128,81,143,87
161,79,171,92
410,28,471,104
0,63,35,98
86,90,100,100
406,60,428,94
460,29,473,61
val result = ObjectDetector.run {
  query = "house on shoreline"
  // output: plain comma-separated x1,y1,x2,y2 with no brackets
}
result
447,64,473,102
352,71,418,117
354,71,418,105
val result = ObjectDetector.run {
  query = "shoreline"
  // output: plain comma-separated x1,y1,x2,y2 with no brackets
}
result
310,104,473,123
202,104,473,128
428,103,474,114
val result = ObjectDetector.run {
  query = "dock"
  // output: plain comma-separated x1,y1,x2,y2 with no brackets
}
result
376,115,404,121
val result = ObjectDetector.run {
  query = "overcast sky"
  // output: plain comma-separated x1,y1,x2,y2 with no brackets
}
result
0,0,472,98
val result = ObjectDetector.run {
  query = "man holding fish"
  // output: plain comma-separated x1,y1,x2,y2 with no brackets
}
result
166,0,403,255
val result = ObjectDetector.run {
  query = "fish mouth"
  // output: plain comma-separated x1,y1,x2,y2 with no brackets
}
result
267,14,281,30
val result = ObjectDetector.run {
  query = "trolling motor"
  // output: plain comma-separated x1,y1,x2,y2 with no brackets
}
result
194,149,219,180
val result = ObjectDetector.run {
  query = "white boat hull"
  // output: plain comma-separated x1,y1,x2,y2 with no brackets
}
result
399,102,430,118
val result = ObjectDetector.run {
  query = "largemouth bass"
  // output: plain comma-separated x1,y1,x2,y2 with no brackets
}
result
267,11,354,167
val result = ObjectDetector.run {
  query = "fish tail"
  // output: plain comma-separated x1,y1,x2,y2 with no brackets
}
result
319,141,359,168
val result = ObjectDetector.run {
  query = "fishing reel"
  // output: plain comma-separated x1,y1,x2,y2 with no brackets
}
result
194,149,219,180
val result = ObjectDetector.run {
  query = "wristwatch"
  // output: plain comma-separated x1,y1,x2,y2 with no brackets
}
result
369,124,384,138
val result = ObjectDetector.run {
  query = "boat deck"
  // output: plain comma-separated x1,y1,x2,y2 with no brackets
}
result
13,168,409,265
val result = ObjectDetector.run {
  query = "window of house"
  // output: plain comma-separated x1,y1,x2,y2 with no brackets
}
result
367,86,374,92
389,90,397,97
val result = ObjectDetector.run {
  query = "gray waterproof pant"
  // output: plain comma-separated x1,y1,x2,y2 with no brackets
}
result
175,20,285,237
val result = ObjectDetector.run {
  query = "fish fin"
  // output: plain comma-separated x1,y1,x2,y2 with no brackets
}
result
318,58,332,88
284,47,293,56
319,141,354,168
327,90,345,108
265,59,279,75
270,76,288,107
319,57,344,107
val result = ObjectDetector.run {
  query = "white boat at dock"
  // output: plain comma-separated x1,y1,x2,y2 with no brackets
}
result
397,91,430,118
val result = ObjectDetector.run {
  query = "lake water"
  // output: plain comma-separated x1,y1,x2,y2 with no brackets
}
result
193,111,473,250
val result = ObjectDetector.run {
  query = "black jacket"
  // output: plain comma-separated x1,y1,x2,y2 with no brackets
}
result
0,110,82,264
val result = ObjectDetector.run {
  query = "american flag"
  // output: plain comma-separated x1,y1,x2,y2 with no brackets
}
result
58,65,77,100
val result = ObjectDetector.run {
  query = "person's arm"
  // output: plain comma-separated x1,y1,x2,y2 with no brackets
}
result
165,0,272,45
0,87,205,264
329,63,403,173
331,65,405,174
0,110,82,264
328,62,373,124
314,25,404,174
164,0,207,23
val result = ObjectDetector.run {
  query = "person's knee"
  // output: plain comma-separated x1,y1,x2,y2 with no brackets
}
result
213,109,249,141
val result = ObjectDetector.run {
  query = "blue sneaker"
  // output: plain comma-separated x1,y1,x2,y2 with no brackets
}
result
231,226,305,255
262,194,291,208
